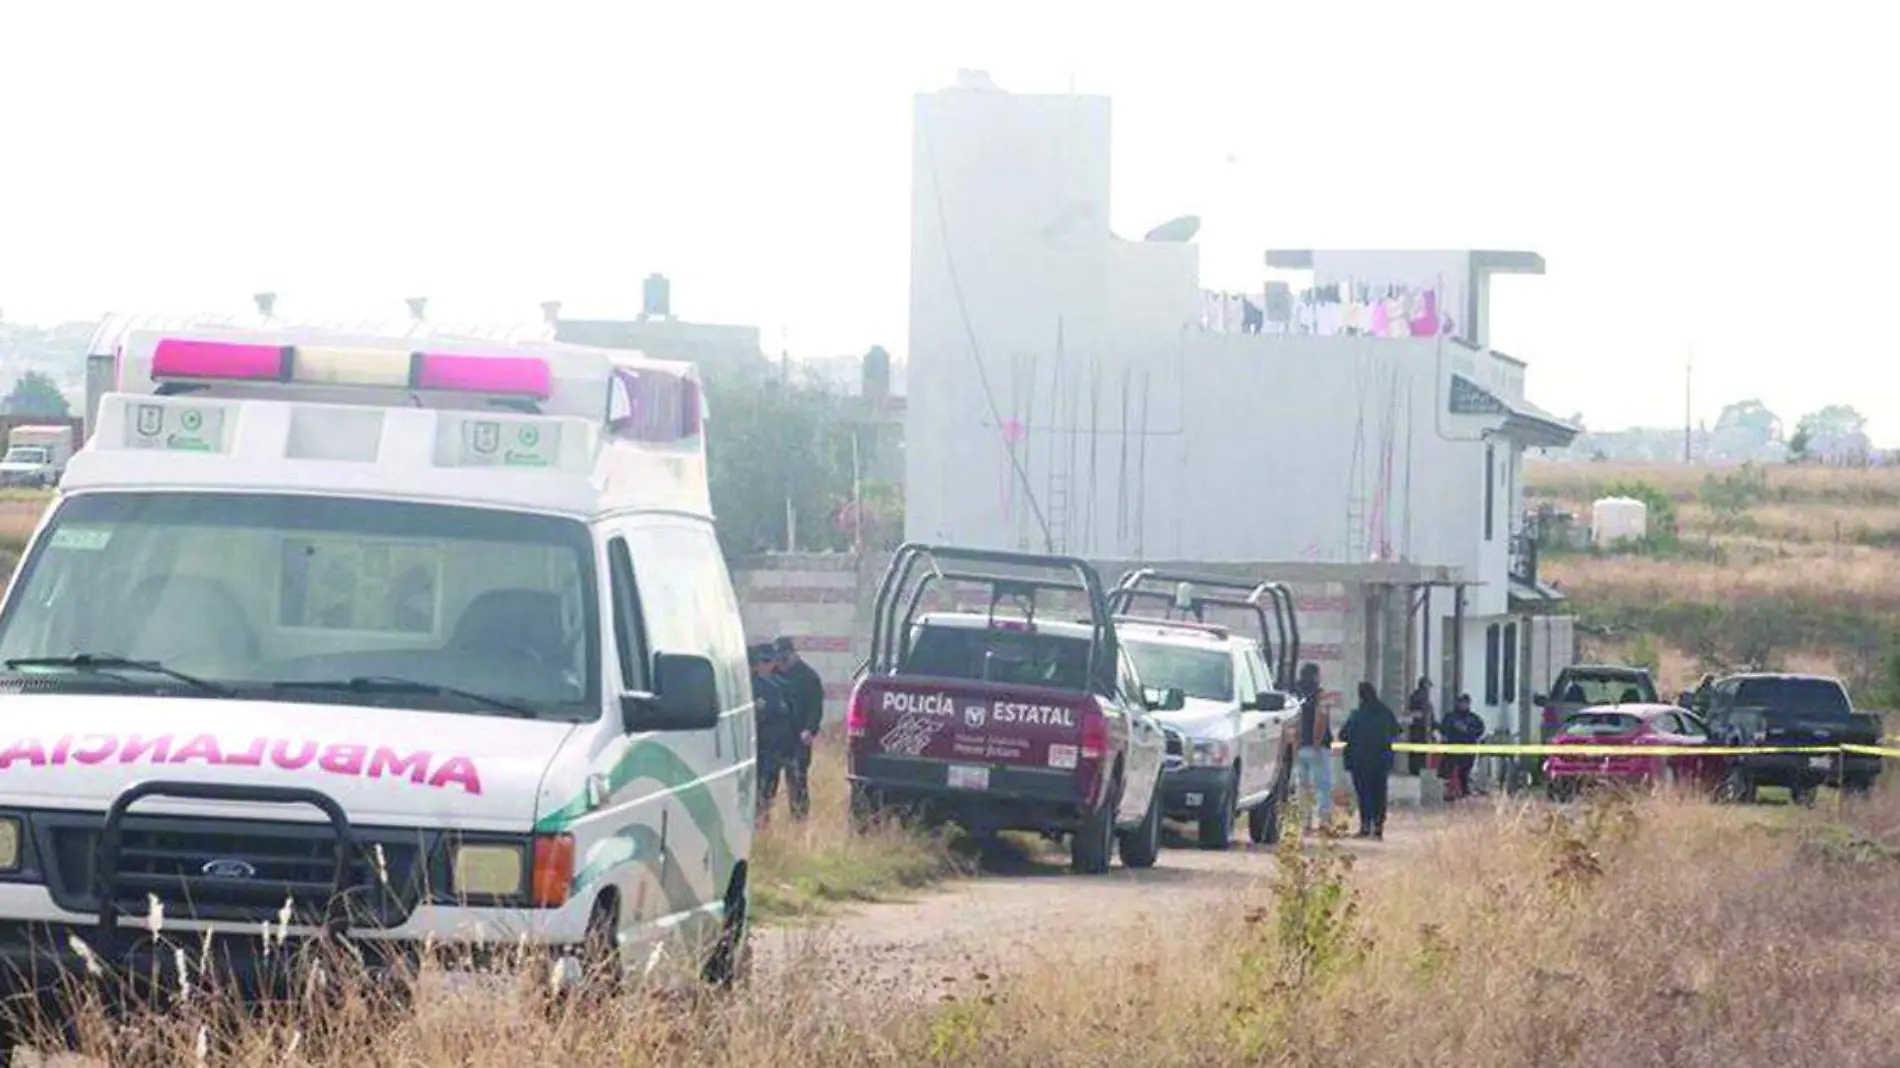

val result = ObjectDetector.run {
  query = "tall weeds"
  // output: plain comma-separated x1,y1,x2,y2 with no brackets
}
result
11,791,1900,1065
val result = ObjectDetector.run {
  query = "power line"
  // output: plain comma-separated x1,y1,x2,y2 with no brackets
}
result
918,108,1055,553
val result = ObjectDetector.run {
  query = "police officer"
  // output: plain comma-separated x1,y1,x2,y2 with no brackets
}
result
773,636,824,821
749,644,799,824
1439,694,1487,801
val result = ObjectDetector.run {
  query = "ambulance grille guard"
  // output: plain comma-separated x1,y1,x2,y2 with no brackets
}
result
38,782,432,935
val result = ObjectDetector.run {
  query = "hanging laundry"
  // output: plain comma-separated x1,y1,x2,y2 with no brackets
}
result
1408,288,1439,338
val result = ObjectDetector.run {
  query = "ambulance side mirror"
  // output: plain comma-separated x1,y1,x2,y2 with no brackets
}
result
622,652,721,733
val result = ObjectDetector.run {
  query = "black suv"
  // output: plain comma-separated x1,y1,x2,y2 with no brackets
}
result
1704,673,1882,802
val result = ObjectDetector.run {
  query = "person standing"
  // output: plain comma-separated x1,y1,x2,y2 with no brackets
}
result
1284,662,1335,833
1690,673,1716,717
1404,676,1434,776
1439,694,1487,802
1341,681,1402,839
750,644,798,824
773,636,825,821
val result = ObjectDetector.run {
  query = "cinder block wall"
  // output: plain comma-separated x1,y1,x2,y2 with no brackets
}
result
728,552,1395,725
729,553,865,724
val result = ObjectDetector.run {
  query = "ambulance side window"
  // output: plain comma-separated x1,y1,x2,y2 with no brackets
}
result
617,522,748,715
607,537,650,692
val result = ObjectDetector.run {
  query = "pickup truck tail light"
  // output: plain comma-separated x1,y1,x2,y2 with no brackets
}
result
1077,698,1111,808
1080,700,1109,762
846,682,871,738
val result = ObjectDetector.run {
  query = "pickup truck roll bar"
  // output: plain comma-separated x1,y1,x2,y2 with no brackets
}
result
870,543,1119,695
1109,568,1301,688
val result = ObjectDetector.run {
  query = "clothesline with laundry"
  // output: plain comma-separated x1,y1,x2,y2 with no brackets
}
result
1199,279,1462,339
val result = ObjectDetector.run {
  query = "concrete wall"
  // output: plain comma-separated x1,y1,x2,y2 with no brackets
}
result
906,327,1519,613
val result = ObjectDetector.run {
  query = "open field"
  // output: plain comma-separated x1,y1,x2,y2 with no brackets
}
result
1526,460,1900,697
14,790,1900,1066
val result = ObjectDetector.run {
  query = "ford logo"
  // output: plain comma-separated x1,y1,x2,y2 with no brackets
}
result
201,858,257,880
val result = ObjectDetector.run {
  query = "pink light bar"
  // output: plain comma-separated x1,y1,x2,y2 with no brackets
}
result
413,353,552,399
151,339,292,382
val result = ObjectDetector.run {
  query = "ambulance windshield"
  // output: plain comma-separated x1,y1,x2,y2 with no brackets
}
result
0,492,600,721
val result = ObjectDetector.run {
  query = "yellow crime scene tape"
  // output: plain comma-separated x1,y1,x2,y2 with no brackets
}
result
1322,740,1892,759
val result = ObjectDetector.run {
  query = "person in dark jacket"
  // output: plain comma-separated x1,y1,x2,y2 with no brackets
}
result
1341,681,1402,838
773,636,825,821
750,644,800,824
1438,694,1487,801
1690,674,1716,717
1404,676,1434,776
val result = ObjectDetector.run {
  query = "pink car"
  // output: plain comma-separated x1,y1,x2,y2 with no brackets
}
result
1543,704,1723,800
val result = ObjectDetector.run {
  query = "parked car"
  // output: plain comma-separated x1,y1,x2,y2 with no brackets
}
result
1703,673,1882,803
845,544,1170,874
1544,704,1725,800
1535,664,1659,741
1106,569,1302,849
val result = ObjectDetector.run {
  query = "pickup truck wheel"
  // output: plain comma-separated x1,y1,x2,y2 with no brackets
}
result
1071,774,1120,875
1197,768,1238,850
1716,768,1757,805
847,783,883,832
1247,761,1288,846
1118,778,1163,870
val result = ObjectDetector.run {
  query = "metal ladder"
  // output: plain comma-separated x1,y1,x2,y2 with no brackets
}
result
1046,469,1070,553
1345,492,1367,561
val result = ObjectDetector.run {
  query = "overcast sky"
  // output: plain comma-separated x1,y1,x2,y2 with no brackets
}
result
1,2,1893,440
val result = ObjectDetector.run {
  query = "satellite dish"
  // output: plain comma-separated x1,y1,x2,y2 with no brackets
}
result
1143,215,1201,243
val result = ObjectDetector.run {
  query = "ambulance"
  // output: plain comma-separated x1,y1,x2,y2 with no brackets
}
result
0,325,755,1041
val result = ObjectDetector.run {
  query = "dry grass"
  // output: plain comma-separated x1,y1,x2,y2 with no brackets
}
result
1583,634,1849,696
0,494,45,557
750,741,970,921
16,791,1900,1066
1529,459,1900,507
1542,544,1900,620
1527,461,1900,696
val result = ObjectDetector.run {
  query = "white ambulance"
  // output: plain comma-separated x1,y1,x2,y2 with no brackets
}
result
0,327,755,1042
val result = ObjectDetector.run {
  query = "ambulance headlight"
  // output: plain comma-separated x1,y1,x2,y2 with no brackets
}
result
452,844,525,897
0,818,20,872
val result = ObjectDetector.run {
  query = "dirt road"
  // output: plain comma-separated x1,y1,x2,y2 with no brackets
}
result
756,814,1455,1002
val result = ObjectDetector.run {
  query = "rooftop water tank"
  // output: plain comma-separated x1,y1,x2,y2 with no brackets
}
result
1590,496,1649,546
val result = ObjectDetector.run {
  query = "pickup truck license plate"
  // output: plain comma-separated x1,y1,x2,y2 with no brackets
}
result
1183,792,1203,807
948,764,990,791
1809,756,1832,770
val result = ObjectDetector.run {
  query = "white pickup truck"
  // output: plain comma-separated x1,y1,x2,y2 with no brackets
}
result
0,425,76,488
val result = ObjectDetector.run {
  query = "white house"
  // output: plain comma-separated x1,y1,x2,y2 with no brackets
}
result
904,74,1579,735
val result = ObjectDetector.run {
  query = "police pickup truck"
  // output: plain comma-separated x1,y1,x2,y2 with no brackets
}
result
1108,570,1301,849
845,546,1169,874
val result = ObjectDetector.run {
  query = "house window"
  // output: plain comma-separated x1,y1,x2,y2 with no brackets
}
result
1502,622,1518,705
1483,443,1496,542
1484,623,1501,705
